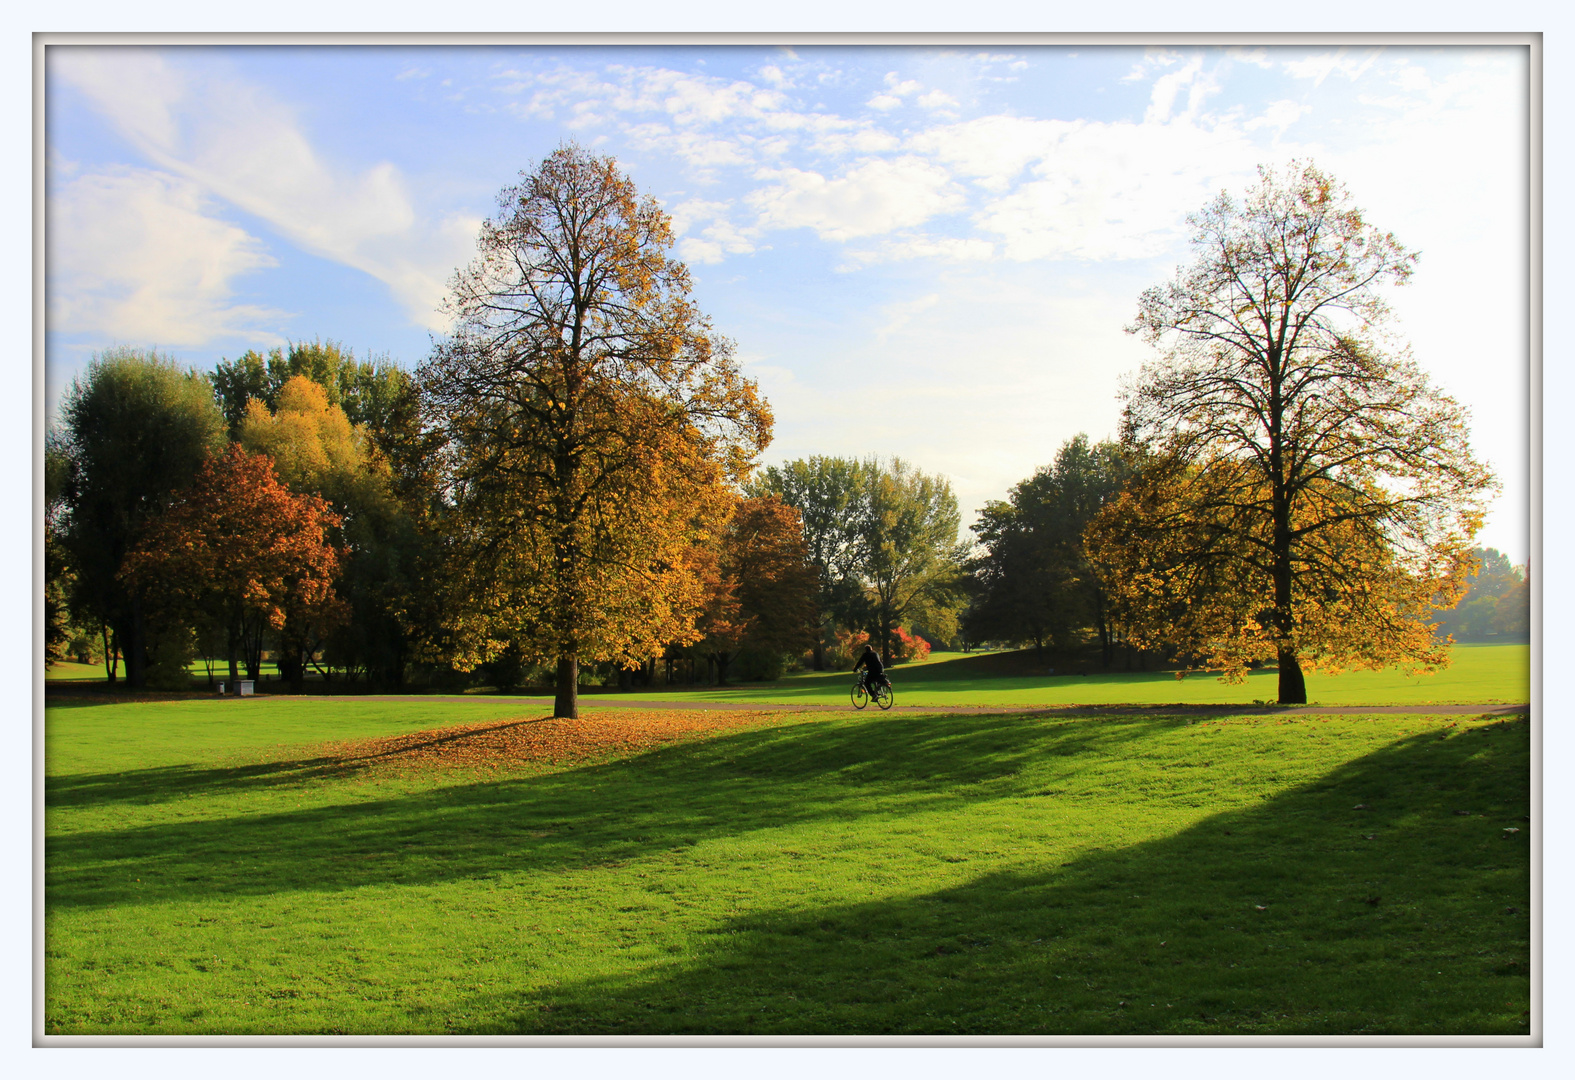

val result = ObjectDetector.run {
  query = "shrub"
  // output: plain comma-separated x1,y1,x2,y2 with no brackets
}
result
736,646,786,682
144,626,197,690
890,626,931,663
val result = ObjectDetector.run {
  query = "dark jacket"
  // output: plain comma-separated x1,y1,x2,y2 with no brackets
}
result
854,650,884,676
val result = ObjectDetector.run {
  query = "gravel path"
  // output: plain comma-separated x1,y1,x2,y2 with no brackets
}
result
43,682,1527,716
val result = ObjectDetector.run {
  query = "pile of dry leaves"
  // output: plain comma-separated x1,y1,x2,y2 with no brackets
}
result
311,708,798,776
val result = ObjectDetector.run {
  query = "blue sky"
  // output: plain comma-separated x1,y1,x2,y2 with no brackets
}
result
44,42,1530,562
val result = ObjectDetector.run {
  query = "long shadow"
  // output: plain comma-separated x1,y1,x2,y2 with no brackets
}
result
46,716,569,808
47,710,1168,910
457,719,1531,1036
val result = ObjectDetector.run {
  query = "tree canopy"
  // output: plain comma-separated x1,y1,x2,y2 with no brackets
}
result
1089,162,1497,703
419,144,772,717
120,444,345,688
53,348,227,687
964,435,1128,660
693,495,819,683
851,457,967,663
748,456,868,668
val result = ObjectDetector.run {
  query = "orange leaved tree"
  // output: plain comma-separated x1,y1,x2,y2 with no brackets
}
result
121,444,346,689
421,145,771,718
694,496,819,684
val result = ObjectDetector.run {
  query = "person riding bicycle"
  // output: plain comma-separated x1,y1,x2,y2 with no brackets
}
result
853,644,890,698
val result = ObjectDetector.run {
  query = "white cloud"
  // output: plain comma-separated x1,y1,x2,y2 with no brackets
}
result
1121,48,1183,83
908,115,1066,191
1282,48,1383,86
810,127,902,156
866,72,926,111
1226,48,1275,70
670,198,759,264
841,234,996,270
875,292,940,340
918,89,960,110
973,119,1263,262
48,166,287,345
747,157,965,242
1145,55,1219,125
50,47,473,332
1245,99,1310,133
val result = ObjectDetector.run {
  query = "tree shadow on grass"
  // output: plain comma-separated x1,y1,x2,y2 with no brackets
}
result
47,717,569,808
455,720,1531,1037
47,711,1169,910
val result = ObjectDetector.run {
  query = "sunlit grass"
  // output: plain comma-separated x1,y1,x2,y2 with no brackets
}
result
45,695,1530,1035
574,643,1530,708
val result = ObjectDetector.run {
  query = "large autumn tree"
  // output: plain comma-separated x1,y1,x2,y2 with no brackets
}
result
420,145,771,718
120,444,346,688
1088,162,1497,704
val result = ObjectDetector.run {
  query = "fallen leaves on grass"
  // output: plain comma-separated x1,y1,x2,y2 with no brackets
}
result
311,709,798,777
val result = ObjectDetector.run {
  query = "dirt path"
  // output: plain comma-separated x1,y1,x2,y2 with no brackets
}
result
43,681,1526,717
290,693,1530,717
558,700,1530,717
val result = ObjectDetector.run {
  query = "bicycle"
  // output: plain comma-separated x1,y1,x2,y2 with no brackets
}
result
850,673,895,711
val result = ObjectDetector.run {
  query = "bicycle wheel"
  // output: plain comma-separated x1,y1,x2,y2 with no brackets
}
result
876,684,895,710
850,682,869,710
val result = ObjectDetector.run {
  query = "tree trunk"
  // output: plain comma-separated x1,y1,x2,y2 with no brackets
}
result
101,624,119,683
1277,647,1307,704
554,654,578,718
279,641,305,693
125,602,147,688
225,613,241,688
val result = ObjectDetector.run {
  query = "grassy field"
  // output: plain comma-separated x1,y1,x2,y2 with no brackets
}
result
44,687,1531,1036
474,642,1531,709
43,643,1530,708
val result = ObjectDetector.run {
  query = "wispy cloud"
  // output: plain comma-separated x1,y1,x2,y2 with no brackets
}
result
1282,48,1383,86
48,165,287,345
747,157,965,241
50,46,476,333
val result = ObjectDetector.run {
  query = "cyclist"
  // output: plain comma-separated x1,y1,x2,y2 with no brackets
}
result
852,643,890,700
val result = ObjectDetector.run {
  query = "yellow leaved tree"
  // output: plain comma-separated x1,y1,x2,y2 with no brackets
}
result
1087,162,1497,704
420,145,771,718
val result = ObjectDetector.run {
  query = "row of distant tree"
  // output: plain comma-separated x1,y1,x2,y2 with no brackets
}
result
44,340,973,701
44,147,1518,711
43,337,1522,702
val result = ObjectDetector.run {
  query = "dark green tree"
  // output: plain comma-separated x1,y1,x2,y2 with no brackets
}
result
853,457,967,665
1434,547,1528,642
44,437,74,667
54,348,226,687
964,435,1129,663
748,456,868,668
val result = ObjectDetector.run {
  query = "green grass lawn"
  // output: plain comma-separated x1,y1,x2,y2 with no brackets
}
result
46,659,284,682
45,693,1531,1035
501,642,1531,709
45,643,1529,708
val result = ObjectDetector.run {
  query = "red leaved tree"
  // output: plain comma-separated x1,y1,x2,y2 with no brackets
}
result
121,444,346,689
694,496,819,684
